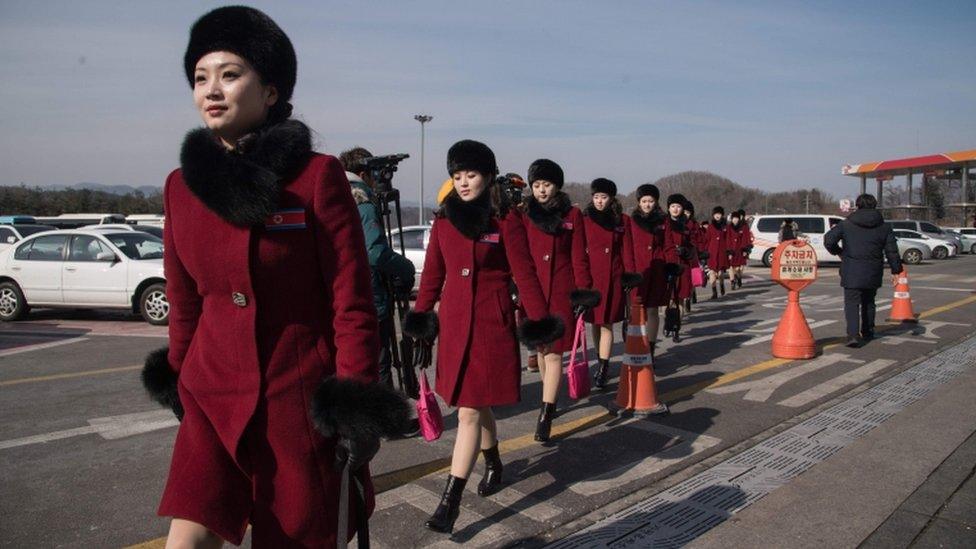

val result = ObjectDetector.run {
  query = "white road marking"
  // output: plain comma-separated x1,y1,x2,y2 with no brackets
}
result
0,337,88,358
911,286,975,293
742,320,838,346
0,410,177,450
918,320,971,339
707,353,862,402
391,484,517,548
569,420,721,496
778,359,898,407
470,483,564,523
881,336,938,346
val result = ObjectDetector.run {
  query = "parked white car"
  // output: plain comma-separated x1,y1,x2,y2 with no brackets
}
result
389,225,431,290
748,214,845,266
944,228,976,254
891,235,932,265
81,223,164,239
0,229,168,324
886,220,962,254
0,224,57,252
892,230,956,260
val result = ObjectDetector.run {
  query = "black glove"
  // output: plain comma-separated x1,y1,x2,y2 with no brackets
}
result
676,246,692,260
413,339,434,369
726,249,734,258
664,263,684,280
391,276,413,300
334,434,381,473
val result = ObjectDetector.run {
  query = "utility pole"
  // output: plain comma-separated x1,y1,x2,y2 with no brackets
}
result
414,114,433,225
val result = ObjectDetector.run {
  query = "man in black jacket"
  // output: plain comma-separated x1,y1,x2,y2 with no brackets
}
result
824,194,903,348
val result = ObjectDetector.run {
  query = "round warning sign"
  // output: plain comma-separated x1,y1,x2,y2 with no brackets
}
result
771,240,818,291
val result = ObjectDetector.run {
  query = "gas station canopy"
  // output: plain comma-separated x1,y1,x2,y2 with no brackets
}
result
841,149,975,222
842,149,976,179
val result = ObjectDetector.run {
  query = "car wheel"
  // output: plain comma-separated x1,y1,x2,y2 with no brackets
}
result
932,246,948,260
902,249,922,265
762,248,775,268
970,243,976,255
139,283,169,325
0,281,28,321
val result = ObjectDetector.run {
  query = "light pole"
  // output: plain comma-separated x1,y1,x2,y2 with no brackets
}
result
414,114,433,225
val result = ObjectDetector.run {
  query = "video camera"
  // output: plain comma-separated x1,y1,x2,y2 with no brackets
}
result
496,172,527,209
360,153,409,195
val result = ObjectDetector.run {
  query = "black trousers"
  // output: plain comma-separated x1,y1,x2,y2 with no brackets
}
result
844,287,877,338
377,314,394,386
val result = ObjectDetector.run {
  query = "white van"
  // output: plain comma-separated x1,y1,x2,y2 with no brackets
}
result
748,214,845,266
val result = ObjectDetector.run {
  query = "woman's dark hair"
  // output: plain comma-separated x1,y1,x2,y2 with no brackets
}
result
855,193,878,210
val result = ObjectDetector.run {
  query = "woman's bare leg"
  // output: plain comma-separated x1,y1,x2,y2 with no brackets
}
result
541,352,563,403
479,407,497,450
646,306,660,346
451,407,484,479
597,325,613,359
165,519,224,549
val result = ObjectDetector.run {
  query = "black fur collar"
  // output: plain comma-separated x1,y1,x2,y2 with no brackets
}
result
525,192,572,234
710,218,727,230
631,208,664,233
179,119,313,226
442,191,492,240
584,204,620,231
729,221,745,232
668,216,687,232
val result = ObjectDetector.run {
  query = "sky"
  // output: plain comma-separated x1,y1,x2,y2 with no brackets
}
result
1,0,974,204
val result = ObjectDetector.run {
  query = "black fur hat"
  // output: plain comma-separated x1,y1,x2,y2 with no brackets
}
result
527,159,564,189
685,200,696,215
636,184,660,201
667,193,687,207
712,206,725,216
447,140,498,177
184,7,297,105
730,209,742,219
591,178,617,197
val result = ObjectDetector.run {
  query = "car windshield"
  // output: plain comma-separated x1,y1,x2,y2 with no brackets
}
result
104,232,164,260
16,225,55,237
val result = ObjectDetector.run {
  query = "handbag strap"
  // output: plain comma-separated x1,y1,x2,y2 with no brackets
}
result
569,314,588,365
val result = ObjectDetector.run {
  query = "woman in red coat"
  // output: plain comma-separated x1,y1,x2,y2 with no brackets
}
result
705,206,731,299
521,159,599,442
403,141,563,534
726,209,754,289
682,200,705,313
623,184,668,358
582,178,628,388
662,194,695,341
139,7,407,547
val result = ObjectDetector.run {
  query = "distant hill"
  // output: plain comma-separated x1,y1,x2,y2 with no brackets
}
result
559,172,838,216
29,182,163,196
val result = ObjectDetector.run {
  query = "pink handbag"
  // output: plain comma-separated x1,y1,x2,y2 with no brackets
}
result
566,315,591,400
691,266,705,287
416,370,443,442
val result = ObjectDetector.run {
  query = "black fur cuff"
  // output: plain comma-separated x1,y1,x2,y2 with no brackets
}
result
518,315,565,348
665,263,684,278
311,377,411,440
141,347,184,421
570,288,601,309
698,250,710,260
621,272,643,289
402,310,439,340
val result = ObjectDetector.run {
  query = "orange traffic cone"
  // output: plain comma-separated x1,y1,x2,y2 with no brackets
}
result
888,267,918,323
771,290,818,359
612,293,669,416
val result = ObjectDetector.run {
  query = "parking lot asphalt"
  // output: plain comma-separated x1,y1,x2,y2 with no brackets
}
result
1,257,974,548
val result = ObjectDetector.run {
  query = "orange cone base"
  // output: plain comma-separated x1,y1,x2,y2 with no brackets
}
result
886,316,919,323
610,365,669,416
771,300,818,359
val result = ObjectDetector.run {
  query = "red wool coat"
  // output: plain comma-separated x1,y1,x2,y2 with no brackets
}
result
705,221,731,271
726,222,753,267
159,153,378,546
583,212,627,324
414,210,550,407
665,218,695,300
623,213,669,307
522,205,592,353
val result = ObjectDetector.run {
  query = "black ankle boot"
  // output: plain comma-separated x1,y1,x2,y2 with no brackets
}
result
650,341,656,363
711,286,719,300
593,359,611,390
534,402,557,442
426,475,467,533
684,299,692,314
691,291,698,304
720,279,726,295
477,444,504,496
